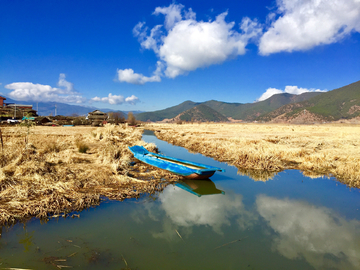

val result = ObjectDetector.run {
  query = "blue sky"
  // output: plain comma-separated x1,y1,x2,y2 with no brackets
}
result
1,0,359,111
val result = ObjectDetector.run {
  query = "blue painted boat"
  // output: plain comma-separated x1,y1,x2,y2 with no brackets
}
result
129,145,225,179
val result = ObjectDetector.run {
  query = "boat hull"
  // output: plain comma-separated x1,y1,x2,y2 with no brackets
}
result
129,145,224,179
185,171,215,180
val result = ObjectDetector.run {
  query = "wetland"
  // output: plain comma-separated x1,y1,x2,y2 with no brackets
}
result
0,124,359,269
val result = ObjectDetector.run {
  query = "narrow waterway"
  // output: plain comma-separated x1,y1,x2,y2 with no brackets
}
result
1,130,360,270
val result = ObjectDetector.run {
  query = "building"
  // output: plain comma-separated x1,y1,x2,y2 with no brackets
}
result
87,110,108,123
36,116,52,125
0,95,38,120
0,96,5,107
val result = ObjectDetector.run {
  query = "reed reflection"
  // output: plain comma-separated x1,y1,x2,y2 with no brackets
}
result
237,168,278,182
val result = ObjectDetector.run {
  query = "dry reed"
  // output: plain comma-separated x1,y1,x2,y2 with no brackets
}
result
146,123,360,187
0,124,180,225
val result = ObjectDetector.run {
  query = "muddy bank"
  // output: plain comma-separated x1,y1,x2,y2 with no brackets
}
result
0,125,180,225
146,123,360,187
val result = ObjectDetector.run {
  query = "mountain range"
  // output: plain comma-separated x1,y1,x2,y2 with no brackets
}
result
177,104,229,122
137,80,360,123
136,92,322,122
2,79,359,122
258,80,360,122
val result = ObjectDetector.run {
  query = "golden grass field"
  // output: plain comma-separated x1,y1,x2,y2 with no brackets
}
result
1,122,359,224
146,123,360,186
0,125,180,225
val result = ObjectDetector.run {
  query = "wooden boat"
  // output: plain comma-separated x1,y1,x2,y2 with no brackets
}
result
129,145,224,179
175,179,225,197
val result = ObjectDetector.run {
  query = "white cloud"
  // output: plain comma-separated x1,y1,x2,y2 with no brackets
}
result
121,3,262,83
154,3,184,30
5,74,140,106
133,23,162,53
256,195,360,270
125,95,139,105
117,67,161,85
259,0,360,55
159,13,257,78
5,74,86,103
57,73,74,92
256,87,284,102
91,93,140,105
257,85,326,101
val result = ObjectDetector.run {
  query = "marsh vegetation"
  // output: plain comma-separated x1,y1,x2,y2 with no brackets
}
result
1,127,360,270
0,125,180,225
147,123,360,186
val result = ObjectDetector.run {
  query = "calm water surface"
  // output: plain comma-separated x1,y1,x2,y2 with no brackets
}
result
1,130,360,269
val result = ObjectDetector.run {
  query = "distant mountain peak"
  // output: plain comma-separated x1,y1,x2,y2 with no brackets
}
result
176,104,228,122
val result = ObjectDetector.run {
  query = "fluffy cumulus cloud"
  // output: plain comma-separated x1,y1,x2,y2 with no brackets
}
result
91,93,139,105
256,195,360,269
119,1,360,83
119,3,262,83
5,74,86,103
117,62,162,85
256,85,326,101
259,0,360,55
5,74,139,106
125,95,139,105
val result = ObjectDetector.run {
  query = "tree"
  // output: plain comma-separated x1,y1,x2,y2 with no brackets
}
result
108,112,125,124
113,112,125,124
20,113,36,145
127,112,136,126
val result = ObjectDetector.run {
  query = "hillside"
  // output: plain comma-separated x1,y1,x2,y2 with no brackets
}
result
177,104,228,122
259,80,360,122
136,100,201,122
203,92,321,120
136,92,320,122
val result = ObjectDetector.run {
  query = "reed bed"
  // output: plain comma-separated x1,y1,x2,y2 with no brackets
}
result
147,123,360,187
0,124,180,225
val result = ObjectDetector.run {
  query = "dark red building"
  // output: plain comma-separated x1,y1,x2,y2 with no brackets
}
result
0,96,5,107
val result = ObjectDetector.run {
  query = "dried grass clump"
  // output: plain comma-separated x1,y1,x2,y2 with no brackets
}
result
75,137,90,153
0,125,180,225
78,143,89,153
43,141,61,153
147,123,360,187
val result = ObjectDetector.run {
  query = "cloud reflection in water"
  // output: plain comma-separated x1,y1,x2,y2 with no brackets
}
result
158,187,255,234
132,184,360,269
256,195,360,270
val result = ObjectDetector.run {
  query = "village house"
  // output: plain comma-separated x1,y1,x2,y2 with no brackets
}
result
0,95,38,120
0,96,5,107
87,110,108,125
36,116,52,125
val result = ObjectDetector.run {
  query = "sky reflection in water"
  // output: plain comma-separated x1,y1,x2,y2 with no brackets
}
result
141,131,360,270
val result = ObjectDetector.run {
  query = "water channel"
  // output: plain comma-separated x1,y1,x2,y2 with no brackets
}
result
1,130,360,269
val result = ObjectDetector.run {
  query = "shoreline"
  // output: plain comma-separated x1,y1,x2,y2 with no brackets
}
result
146,123,360,187
0,125,180,226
